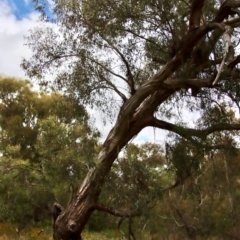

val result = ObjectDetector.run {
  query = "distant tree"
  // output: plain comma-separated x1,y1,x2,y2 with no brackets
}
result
85,142,165,237
23,1,240,239
100,143,165,235
0,76,99,231
151,105,240,240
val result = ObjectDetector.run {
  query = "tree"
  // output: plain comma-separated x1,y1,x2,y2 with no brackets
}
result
101,143,165,237
0,76,99,232
147,105,240,240
22,0,240,239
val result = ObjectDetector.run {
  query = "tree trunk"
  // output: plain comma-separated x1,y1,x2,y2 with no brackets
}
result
52,80,178,240
52,113,145,239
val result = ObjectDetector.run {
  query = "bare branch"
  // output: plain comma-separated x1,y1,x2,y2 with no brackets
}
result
225,16,240,27
86,55,128,83
152,57,167,64
213,25,234,85
162,77,215,89
100,35,136,95
175,207,197,238
223,153,237,226
226,92,240,112
96,70,127,102
231,8,240,16
149,117,240,140
93,203,141,218
125,28,163,50
161,169,197,192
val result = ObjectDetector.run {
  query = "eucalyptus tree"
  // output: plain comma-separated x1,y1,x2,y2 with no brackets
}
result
23,0,240,239
156,106,240,239
0,76,99,230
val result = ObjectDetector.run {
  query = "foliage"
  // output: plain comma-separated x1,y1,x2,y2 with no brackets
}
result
0,76,100,226
104,143,165,208
23,0,240,122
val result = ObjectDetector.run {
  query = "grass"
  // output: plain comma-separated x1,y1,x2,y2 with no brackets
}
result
0,223,127,240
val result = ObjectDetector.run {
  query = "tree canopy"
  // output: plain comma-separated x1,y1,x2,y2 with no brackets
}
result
0,76,99,231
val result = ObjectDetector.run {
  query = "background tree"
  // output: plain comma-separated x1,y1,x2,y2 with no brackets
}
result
99,143,165,237
146,105,240,240
0,76,99,233
22,0,240,239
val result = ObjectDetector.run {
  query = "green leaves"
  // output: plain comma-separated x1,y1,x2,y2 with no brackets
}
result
0,76,99,223
103,143,165,213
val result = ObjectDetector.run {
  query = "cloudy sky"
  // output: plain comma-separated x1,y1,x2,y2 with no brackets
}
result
0,0,39,78
0,0,168,144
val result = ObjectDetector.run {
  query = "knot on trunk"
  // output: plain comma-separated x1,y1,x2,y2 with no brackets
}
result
68,220,77,232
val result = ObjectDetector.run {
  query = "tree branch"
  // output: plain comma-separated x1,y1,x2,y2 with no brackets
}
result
189,0,205,30
162,77,216,89
161,169,197,192
96,69,127,102
93,203,141,218
227,54,240,68
149,117,240,140
100,35,135,95
86,55,128,83
215,0,240,22
152,57,167,64
213,25,233,85
118,23,220,127
125,28,164,51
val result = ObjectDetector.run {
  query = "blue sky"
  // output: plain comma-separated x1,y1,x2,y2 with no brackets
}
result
6,0,35,19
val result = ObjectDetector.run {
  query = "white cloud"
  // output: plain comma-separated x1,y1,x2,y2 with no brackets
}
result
0,1,39,78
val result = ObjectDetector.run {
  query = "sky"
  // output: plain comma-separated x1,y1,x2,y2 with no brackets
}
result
0,0,39,79
6,0,35,19
0,0,168,144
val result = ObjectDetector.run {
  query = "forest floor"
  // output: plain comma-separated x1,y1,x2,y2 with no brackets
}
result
0,223,127,240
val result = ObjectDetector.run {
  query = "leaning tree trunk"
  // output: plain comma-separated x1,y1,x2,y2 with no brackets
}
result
52,114,145,240
52,86,176,239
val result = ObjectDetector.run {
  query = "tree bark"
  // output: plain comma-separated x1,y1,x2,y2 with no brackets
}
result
52,113,147,239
